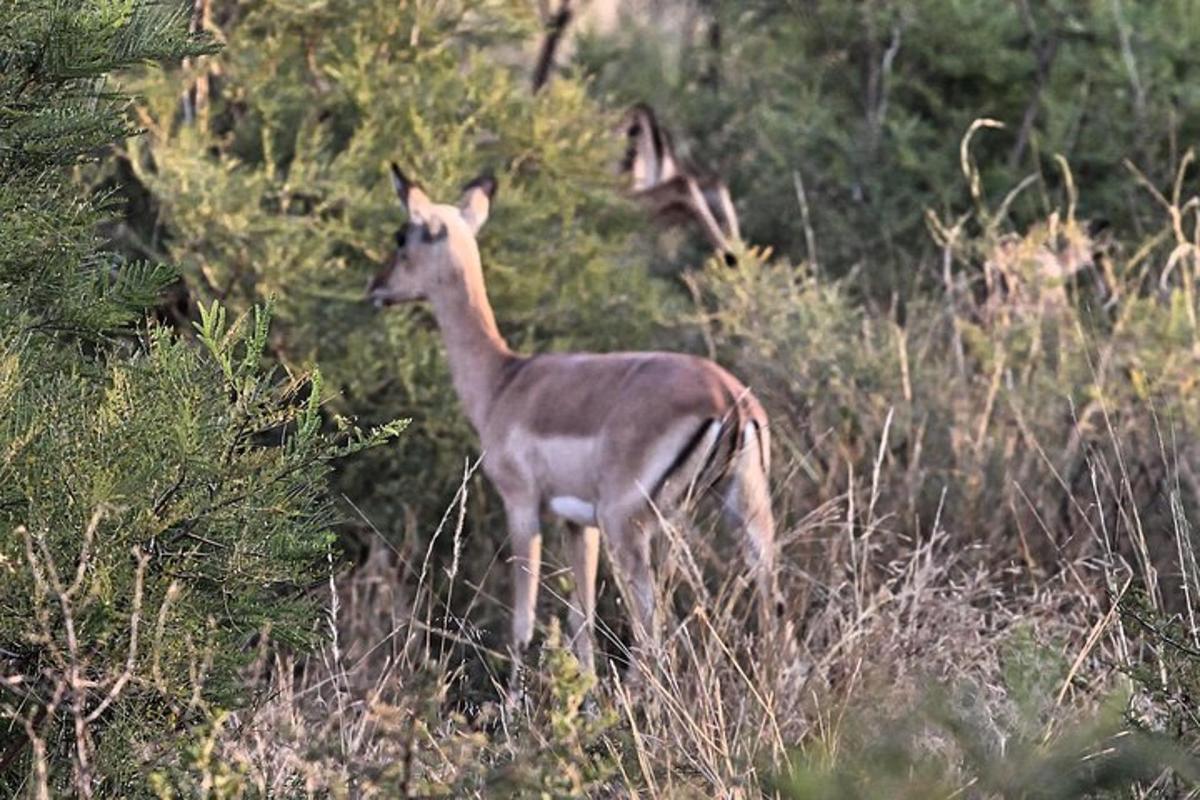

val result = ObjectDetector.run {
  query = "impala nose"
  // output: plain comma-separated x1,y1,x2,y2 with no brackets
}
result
366,274,387,307
367,288,394,309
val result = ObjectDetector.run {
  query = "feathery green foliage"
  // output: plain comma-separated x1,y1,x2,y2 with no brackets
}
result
120,0,674,556
0,2,402,794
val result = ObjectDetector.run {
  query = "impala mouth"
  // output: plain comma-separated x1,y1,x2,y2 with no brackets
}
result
369,293,397,309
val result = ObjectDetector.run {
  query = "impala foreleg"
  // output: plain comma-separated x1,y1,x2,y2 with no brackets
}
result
505,499,542,691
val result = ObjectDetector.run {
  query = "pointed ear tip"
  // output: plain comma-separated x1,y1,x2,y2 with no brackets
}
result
390,162,412,186
466,172,498,199
629,102,656,119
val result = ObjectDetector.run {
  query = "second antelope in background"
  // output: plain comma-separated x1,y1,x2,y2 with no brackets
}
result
368,163,777,689
980,214,1111,322
621,103,742,266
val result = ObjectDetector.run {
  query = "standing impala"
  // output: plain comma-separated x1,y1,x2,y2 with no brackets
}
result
368,164,777,680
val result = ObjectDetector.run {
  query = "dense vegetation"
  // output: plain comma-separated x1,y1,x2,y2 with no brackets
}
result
0,2,402,794
3,0,1200,796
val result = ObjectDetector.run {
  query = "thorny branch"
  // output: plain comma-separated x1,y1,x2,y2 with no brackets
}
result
0,514,185,797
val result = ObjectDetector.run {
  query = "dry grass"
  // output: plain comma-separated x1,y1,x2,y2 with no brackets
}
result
26,138,1200,797
158,406,1194,797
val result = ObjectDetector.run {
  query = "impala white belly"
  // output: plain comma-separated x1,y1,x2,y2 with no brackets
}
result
548,496,598,525
496,421,725,525
507,433,597,491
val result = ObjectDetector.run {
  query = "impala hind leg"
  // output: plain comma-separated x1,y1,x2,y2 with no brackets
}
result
566,523,600,675
600,507,657,680
504,499,542,700
723,454,782,632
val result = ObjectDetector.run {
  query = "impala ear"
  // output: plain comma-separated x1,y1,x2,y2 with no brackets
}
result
458,172,497,234
390,162,436,227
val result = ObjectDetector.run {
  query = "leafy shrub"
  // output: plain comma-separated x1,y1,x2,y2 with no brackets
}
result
0,3,401,795
772,690,1200,799
576,0,1200,296
117,0,677,561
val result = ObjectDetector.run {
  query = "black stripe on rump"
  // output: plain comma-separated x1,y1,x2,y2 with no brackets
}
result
649,419,714,501
750,420,768,475
649,416,737,503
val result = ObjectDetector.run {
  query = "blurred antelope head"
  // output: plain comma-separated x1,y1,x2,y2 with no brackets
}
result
620,103,741,266
982,214,1109,320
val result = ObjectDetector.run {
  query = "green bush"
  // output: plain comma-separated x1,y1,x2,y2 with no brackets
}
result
119,0,677,558
576,0,1200,296
772,687,1200,799
0,3,401,794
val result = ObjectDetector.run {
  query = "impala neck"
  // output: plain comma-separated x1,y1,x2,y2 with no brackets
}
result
428,261,514,433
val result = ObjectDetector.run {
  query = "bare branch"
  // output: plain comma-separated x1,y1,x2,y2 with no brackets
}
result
85,548,150,723
66,507,105,601
531,0,574,93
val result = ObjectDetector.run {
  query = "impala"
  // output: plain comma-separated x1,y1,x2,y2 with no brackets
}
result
620,103,742,266
981,215,1106,321
368,164,777,682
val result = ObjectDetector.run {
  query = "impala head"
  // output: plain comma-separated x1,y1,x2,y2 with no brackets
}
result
368,163,497,307
618,104,740,265
620,103,677,191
